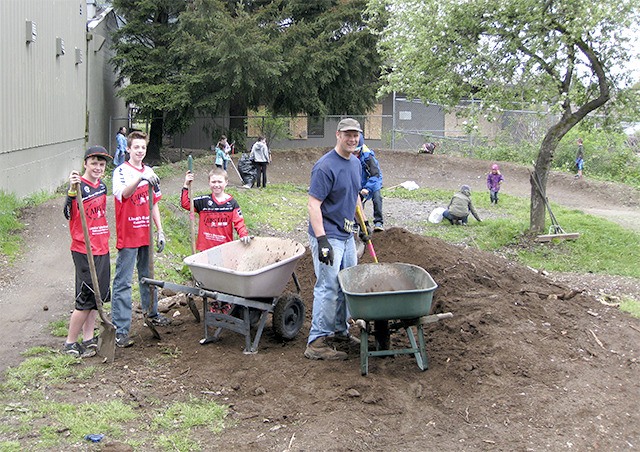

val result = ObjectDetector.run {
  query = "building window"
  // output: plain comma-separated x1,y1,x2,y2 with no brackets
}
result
307,117,324,138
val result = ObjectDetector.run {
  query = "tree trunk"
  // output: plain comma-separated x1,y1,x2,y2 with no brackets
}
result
530,122,576,232
147,111,164,165
229,99,247,151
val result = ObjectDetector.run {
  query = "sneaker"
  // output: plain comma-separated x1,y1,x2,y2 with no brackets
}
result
304,337,348,361
149,314,172,326
373,224,384,232
62,342,96,358
81,336,99,351
115,333,134,348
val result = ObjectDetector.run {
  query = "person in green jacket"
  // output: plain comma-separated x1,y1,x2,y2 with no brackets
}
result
442,185,482,225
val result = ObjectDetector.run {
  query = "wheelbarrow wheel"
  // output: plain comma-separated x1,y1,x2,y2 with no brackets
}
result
273,293,305,340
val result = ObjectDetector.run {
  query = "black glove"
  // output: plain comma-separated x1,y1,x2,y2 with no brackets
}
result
316,235,334,266
358,220,373,243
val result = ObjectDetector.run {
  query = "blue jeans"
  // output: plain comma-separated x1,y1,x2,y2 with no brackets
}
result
113,150,125,167
362,190,384,226
308,234,358,344
111,246,158,335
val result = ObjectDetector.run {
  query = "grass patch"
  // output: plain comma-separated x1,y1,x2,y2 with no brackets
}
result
2,348,95,392
620,298,640,318
229,183,309,233
39,400,137,443
48,319,69,338
0,191,24,258
383,189,640,278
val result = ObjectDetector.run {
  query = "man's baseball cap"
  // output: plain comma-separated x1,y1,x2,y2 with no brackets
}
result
84,146,112,161
337,118,362,132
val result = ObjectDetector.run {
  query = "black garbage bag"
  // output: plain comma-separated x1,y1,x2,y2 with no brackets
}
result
238,152,257,187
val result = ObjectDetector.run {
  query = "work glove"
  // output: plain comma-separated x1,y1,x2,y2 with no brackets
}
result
358,220,373,243
156,230,166,253
240,235,252,245
141,167,160,188
316,235,334,266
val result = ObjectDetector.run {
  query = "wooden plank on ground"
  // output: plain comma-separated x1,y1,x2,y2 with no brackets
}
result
535,233,581,242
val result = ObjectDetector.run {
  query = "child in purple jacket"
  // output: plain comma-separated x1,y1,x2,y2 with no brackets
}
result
487,164,504,204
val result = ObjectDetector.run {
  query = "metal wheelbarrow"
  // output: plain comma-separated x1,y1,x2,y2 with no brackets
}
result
142,237,306,354
338,263,440,375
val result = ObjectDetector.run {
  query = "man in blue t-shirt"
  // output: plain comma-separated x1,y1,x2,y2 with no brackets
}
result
305,118,372,361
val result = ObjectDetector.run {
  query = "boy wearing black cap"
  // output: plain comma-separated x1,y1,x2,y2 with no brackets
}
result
62,146,112,357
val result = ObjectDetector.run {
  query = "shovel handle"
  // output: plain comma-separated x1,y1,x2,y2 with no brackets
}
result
188,155,196,254
355,205,378,263
73,183,113,328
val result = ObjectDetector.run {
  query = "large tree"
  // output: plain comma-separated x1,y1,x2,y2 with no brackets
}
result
368,0,639,232
111,0,188,162
175,0,381,132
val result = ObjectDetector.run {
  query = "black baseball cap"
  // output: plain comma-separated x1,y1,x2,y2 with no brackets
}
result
84,146,112,161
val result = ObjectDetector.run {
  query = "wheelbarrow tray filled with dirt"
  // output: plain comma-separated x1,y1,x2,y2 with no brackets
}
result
338,263,438,320
338,263,439,375
184,236,305,298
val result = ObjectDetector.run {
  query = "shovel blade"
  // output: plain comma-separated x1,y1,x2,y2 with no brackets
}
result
97,323,116,362
144,314,162,340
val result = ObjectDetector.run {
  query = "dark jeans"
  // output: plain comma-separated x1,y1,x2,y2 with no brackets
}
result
443,210,468,225
361,190,384,226
255,162,268,188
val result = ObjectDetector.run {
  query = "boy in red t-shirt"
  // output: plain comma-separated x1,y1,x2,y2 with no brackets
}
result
182,167,251,313
111,131,171,348
62,146,112,357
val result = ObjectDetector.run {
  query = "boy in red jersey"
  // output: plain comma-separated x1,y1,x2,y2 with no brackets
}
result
111,131,171,348
182,167,251,313
181,168,251,251
62,146,112,357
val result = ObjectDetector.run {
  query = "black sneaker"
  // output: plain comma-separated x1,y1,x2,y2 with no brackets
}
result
63,342,83,357
82,336,99,351
149,314,172,326
373,223,384,232
62,342,96,358
115,333,134,348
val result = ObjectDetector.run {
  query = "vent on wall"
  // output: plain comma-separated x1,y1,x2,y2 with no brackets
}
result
26,20,37,43
56,37,65,56
75,48,83,64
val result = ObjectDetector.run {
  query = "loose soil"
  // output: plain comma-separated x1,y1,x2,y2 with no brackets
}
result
1,148,639,450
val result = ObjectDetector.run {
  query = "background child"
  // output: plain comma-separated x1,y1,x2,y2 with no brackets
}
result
214,141,231,170
575,138,584,178
182,167,251,314
62,146,112,357
487,163,504,204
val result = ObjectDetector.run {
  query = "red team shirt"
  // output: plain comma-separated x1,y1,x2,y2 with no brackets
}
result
66,177,110,255
180,188,248,251
113,162,162,250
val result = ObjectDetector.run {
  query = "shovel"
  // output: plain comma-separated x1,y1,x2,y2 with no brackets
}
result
354,204,388,349
74,183,116,362
186,155,201,322
146,183,162,340
228,157,245,185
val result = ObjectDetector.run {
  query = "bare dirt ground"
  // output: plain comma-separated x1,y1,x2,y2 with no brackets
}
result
1,148,639,450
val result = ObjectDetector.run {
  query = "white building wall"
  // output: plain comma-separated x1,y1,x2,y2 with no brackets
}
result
0,0,115,198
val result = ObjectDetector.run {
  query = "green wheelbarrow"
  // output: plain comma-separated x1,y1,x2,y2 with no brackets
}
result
338,263,440,376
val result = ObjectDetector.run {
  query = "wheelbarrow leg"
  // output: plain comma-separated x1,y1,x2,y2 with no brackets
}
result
406,324,428,371
360,323,370,376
